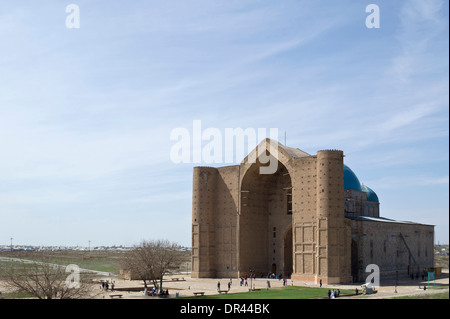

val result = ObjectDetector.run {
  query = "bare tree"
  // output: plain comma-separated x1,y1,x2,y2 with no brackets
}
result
0,252,96,299
120,239,184,291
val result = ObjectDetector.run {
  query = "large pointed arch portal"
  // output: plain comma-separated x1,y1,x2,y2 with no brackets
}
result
238,155,293,277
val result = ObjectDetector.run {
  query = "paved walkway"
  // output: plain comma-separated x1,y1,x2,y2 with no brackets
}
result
2,257,446,299
95,270,449,299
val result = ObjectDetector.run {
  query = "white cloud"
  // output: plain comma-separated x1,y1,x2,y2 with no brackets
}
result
0,1,448,246
388,0,447,82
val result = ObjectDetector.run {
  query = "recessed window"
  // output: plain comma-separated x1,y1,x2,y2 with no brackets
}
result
287,194,292,215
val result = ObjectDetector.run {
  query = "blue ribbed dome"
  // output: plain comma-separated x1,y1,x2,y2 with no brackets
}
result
361,184,379,203
343,164,362,191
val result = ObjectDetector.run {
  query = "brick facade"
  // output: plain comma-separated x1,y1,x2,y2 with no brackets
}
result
191,139,434,284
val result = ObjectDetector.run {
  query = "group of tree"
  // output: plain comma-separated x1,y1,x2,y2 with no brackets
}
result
119,239,186,291
0,239,185,299
0,252,94,299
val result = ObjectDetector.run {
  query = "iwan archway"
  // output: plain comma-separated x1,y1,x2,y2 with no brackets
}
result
191,139,353,284
238,156,293,277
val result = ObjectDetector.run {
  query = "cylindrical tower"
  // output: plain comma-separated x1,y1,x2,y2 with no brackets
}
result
316,150,344,219
191,166,217,278
316,150,351,284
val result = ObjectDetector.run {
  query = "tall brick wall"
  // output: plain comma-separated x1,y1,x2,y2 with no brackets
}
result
191,166,217,278
191,140,434,284
290,150,351,284
291,156,318,282
214,165,239,277
351,220,434,280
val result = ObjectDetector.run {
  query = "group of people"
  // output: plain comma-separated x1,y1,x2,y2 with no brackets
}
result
144,286,169,297
100,280,114,291
267,272,287,280
217,279,233,291
327,289,341,299
237,272,289,287
157,289,169,297
239,276,249,287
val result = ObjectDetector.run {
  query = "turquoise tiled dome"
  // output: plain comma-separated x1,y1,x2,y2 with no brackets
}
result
361,184,379,203
343,164,362,191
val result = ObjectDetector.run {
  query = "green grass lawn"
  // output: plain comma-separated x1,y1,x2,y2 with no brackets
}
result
2,291,36,299
0,251,123,274
66,255,121,274
188,286,354,299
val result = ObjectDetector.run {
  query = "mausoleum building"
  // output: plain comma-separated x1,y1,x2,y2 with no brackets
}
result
191,139,434,284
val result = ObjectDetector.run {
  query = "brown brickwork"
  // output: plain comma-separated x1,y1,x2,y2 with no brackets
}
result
191,139,434,284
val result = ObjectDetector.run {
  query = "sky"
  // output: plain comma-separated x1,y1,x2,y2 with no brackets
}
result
0,0,448,247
